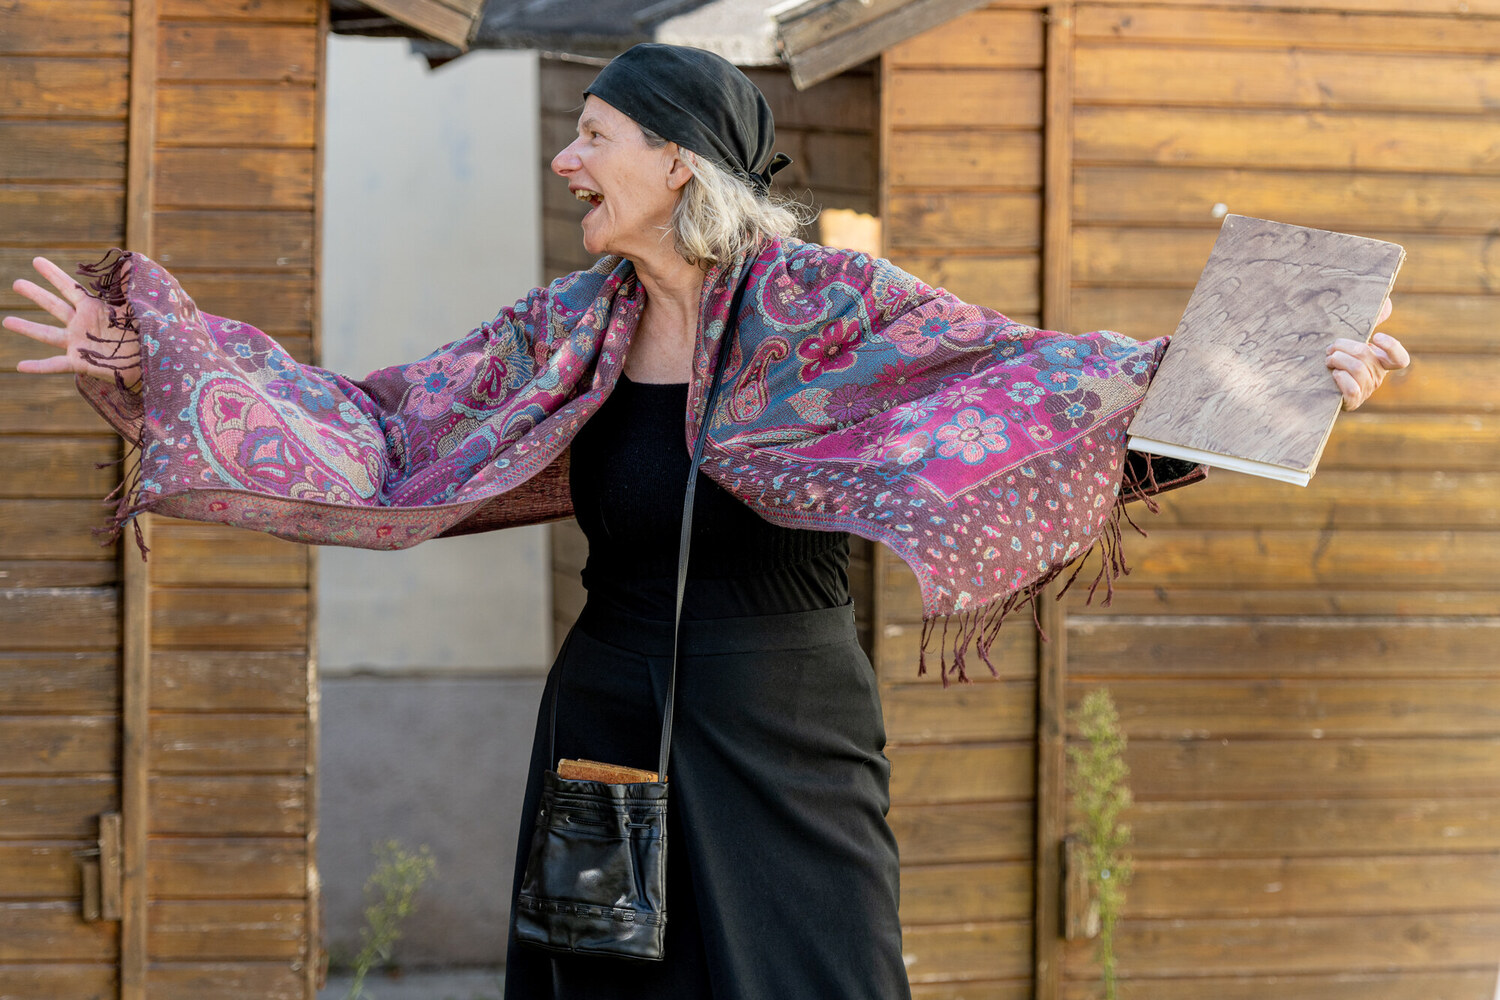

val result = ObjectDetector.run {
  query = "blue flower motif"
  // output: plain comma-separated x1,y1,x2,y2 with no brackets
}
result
1036,339,1097,369
297,380,337,414
1005,380,1044,406
1098,334,1137,361
1039,368,1080,392
1081,352,1113,376
993,340,1029,367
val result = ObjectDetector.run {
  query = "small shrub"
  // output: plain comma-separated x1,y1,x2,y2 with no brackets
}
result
344,841,437,1000
1068,688,1134,1000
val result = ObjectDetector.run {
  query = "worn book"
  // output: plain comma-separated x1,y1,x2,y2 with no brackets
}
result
1126,215,1405,486
557,758,660,784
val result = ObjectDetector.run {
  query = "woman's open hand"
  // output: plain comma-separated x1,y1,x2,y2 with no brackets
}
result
3,256,141,384
1326,296,1408,411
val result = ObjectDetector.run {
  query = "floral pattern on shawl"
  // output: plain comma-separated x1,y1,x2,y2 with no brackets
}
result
699,243,1166,638
76,238,1170,676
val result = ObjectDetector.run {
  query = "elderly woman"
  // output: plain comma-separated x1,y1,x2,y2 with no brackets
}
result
6,43,1406,1000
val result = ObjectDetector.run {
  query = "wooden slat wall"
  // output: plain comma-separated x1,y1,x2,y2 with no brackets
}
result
879,0,1500,993
540,57,881,655
1055,4,1500,997
881,7,1047,996
0,1,129,995
141,2,321,996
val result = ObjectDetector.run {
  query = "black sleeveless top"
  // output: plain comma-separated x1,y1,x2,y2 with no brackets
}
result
569,375,850,621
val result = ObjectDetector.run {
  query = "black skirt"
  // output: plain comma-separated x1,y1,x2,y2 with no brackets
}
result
503,600,912,1000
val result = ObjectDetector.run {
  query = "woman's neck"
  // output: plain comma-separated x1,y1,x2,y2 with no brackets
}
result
625,248,705,383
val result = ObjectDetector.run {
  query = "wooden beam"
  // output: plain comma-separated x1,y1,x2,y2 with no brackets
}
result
785,0,994,90
126,3,155,254
1034,4,1074,999
121,0,157,994
304,8,327,994
358,0,481,50
777,0,914,53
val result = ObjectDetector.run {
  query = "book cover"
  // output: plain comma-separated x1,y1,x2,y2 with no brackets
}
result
1126,215,1404,486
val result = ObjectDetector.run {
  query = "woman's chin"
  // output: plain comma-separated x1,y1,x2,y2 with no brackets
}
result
580,228,607,257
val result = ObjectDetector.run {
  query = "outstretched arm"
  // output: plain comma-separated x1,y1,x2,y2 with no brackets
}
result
4,249,604,547
4,256,140,384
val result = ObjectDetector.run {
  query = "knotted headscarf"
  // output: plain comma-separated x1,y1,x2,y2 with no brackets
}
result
584,43,793,194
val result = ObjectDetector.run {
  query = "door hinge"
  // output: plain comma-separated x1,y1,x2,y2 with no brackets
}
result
80,812,122,922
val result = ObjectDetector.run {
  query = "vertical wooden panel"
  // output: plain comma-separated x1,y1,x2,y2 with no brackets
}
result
121,0,159,995
1035,9,1074,997
302,11,327,996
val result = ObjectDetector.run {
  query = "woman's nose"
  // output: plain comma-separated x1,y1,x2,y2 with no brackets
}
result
551,140,581,177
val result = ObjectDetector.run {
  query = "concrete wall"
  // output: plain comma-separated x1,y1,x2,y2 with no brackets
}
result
319,35,547,968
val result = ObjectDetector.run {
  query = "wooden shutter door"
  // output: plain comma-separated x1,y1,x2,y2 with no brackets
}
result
1,2,323,998
0,1,133,996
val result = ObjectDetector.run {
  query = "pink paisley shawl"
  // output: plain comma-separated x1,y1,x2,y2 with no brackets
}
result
76,238,1173,679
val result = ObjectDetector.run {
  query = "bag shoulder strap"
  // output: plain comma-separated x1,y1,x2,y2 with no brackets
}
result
546,260,756,782
657,262,754,780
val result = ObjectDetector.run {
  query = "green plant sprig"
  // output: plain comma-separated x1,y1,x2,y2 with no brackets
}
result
345,840,437,1000
1068,688,1134,1000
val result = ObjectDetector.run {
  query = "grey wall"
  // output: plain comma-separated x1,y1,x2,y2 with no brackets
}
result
319,35,547,968
318,677,544,966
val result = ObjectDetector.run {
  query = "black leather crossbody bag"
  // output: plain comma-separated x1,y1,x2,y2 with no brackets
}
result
513,265,751,962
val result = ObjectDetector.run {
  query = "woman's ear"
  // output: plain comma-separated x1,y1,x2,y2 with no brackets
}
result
666,147,694,192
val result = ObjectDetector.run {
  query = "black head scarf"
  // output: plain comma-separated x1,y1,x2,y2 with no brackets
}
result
584,43,793,195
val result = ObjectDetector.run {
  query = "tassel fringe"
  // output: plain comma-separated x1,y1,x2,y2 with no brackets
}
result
919,455,1170,686
77,250,144,390
77,250,150,560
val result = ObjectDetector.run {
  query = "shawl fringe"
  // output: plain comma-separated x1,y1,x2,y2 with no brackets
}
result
77,250,150,559
917,454,1171,686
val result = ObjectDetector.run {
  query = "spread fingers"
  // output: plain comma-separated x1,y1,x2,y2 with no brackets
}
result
12,276,76,325
1,313,69,349
15,354,79,375
31,256,87,306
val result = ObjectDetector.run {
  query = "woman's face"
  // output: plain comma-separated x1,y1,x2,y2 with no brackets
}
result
551,96,689,260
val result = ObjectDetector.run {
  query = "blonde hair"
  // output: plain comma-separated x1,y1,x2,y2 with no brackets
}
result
640,125,813,268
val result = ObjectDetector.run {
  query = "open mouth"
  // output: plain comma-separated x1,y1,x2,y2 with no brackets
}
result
573,188,603,212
